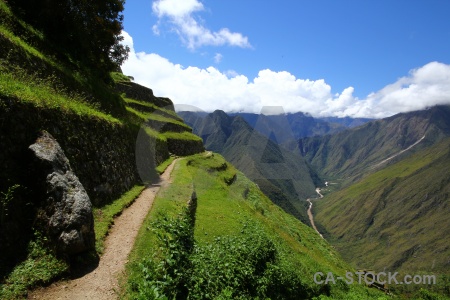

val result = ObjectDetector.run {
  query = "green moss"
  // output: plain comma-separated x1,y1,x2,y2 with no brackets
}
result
110,72,131,83
125,105,191,131
124,97,180,119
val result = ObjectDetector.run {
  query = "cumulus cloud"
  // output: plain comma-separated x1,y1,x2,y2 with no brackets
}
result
121,31,450,118
151,0,251,49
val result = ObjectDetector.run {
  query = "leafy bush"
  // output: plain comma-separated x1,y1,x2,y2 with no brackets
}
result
135,208,194,299
133,209,313,299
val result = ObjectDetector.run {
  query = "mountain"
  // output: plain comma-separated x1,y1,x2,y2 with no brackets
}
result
298,105,450,181
314,137,450,276
229,112,371,145
179,110,321,223
318,116,373,128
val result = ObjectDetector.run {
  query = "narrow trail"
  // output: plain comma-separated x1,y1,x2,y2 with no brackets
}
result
371,135,426,169
306,188,324,239
29,159,178,300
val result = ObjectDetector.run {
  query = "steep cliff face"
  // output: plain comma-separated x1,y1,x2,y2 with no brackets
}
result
0,0,207,291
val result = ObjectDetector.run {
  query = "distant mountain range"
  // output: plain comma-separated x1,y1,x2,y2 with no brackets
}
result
298,105,450,181
299,105,450,277
182,105,450,283
229,112,372,144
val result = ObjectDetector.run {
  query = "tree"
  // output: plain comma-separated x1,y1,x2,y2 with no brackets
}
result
8,0,129,76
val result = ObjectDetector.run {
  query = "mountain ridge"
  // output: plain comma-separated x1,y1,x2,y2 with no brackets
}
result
298,105,450,181
314,137,450,275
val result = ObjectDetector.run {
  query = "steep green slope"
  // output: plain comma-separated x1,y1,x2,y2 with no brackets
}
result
315,137,450,277
0,1,204,296
299,105,450,181
125,153,387,299
180,110,322,224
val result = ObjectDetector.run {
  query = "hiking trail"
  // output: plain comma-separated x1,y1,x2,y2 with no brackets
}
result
29,159,178,300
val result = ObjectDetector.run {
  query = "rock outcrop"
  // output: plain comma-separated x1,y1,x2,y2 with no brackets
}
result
29,131,95,255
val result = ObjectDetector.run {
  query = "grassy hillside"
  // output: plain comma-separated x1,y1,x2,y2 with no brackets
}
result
314,137,450,296
123,153,388,299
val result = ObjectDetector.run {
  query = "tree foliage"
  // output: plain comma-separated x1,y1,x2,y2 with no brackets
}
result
8,0,129,76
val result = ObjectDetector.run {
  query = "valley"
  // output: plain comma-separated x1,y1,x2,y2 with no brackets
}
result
306,188,324,239
0,0,449,299
181,106,450,298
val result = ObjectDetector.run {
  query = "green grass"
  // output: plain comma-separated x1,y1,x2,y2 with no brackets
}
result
0,69,121,124
0,1,44,41
124,98,180,119
125,105,191,130
122,158,194,298
162,131,203,141
156,156,176,174
122,154,388,299
0,234,69,299
0,3,127,118
110,71,131,82
0,25,46,62
93,185,146,253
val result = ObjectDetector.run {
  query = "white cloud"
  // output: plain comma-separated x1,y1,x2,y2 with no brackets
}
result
225,70,239,78
151,0,251,49
121,31,450,118
214,53,223,64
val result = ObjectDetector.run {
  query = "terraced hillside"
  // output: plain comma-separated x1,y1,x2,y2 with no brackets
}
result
0,1,203,296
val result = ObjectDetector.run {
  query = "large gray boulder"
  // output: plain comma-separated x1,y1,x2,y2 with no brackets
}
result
29,131,95,255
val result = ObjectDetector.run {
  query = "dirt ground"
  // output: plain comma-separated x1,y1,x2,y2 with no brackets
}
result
28,159,177,300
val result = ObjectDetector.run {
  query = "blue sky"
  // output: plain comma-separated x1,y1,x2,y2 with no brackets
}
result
121,0,450,118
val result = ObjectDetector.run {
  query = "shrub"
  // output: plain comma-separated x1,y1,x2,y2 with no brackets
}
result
133,210,313,299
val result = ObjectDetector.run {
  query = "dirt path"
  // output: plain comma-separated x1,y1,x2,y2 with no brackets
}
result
306,188,324,238
29,159,178,300
371,135,425,169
